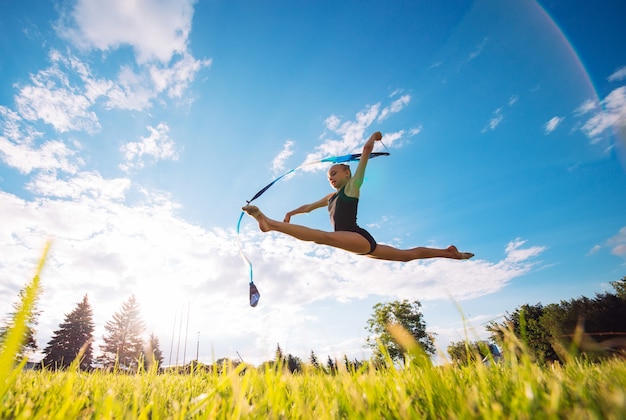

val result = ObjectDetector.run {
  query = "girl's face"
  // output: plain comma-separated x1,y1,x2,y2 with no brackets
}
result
327,165,350,189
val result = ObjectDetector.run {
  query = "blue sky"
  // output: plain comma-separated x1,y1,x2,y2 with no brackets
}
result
1,0,625,366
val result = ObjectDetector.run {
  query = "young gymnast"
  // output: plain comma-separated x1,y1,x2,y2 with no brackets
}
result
243,131,474,261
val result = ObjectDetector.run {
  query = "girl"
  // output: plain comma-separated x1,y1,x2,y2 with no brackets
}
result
243,132,474,261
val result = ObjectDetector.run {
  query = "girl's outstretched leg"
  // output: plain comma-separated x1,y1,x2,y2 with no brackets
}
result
242,206,474,261
370,244,474,262
242,205,372,254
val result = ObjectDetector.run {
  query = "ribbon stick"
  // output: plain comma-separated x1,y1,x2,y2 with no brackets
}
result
237,150,390,307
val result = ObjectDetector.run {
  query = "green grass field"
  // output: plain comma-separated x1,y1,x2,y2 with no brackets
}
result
2,245,626,419
3,351,626,418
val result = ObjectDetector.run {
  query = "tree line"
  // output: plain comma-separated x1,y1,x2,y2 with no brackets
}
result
0,291,163,371
2,276,624,372
0,288,434,372
448,276,626,365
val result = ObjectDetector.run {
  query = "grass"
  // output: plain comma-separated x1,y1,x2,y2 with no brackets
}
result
2,245,626,419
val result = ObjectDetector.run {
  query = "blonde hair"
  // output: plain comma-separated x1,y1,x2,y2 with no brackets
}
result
330,163,351,176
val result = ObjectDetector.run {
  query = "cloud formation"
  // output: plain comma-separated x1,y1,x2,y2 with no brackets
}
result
120,123,180,172
580,87,626,138
608,66,626,82
271,140,295,175
301,98,408,167
544,116,564,134
58,0,197,64
606,226,626,259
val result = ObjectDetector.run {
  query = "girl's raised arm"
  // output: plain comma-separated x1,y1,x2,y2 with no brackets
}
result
345,131,382,197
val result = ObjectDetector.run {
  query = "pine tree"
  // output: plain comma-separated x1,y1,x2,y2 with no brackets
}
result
309,349,320,369
143,333,164,369
99,295,146,371
0,285,43,360
326,355,336,374
42,294,95,370
274,343,284,364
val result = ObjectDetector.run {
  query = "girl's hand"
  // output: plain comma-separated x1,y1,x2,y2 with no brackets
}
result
370,131,382,141
283,213,292,223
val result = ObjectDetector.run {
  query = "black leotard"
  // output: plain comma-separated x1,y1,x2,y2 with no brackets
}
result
328,186,377,254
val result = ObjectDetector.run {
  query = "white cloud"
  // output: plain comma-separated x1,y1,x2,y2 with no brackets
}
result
58,0,197,65
149,53,212,99
377,94,411,122
9,46,209,139
0,105,84,174
26,171,130,200
544,116,564,134
587,244,601,256
106,65,157,111
611,244,626,258
580,86,626,139
271,140,295,175
467,37,488,62
482,108,503,132
119,123,179,172
575,98,601,116
608,66,626,82
409,125,423,136
606,226,626,259
15,64,101,134
238,231,547,305
0,137,83,175
503,238,546,264
584,227,626,260
481,96,519,134
304,104,382,164
303,98,410,167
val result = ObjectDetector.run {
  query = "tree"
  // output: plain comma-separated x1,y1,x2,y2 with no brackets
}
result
286,354,302,373
0,285,43,360
365,299,435,365
272,343,301,373
541,291,626,357
309,350,321,370
326,355,337,375
274,343,284,364
486,303,558,363
447,340,500,365
610,276,626,300
142,333,164,370
98,295,146,370
342,354,363,373
42,295,95,370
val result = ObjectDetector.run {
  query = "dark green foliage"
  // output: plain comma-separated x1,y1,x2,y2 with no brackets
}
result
272,343,302,373
610,277,626,300
309,350,321,370
447,340,500,365
42,295,94,370
487,303,559,363
487,277,626,363
326,355,337,374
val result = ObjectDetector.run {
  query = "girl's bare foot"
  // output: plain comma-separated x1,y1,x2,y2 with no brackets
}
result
448,245,474,260
242,205,271,232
